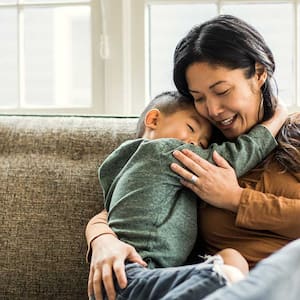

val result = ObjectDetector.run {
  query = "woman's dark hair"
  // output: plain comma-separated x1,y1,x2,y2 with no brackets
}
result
173,14,278,121
263,112,300,173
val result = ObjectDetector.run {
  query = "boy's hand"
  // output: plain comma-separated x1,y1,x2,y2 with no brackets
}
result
261,102,288,136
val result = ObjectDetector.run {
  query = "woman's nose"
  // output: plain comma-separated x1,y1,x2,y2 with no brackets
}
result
206,98,224,118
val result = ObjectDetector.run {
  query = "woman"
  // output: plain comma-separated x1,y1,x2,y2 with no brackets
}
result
171,14,300,268
86,15,300,300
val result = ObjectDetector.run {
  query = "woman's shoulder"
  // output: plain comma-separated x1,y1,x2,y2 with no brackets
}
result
263,160,300,197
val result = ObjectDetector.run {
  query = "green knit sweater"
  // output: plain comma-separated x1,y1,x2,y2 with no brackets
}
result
99,125,277,269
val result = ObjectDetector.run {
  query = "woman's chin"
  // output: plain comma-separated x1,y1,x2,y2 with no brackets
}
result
222,132,238,140
220,119,251,140
219,126,241,140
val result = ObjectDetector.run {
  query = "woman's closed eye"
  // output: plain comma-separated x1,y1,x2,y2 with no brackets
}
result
194,96,205,103
215,89,230,96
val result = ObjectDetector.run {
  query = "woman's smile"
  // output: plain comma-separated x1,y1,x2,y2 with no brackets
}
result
186,62,264,139
217,114,238,128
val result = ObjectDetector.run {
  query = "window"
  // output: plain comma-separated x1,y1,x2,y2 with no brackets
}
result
0,0,103,114
0,0,299,115
147,0,299,114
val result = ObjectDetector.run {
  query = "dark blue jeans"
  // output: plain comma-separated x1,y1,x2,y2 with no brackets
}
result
93,238,300,300
105,256,227,300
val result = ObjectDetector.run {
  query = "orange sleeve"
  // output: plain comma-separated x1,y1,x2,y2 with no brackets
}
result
236,188,300,239
85,209,117,263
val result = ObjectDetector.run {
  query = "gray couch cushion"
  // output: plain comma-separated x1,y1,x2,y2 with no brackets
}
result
0,115,137,300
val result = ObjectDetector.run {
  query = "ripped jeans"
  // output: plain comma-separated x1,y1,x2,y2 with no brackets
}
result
98,238,300,300
203,238,300,300
104,256,227,300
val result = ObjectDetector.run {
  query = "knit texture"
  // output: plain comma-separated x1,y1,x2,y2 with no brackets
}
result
0,115,137,300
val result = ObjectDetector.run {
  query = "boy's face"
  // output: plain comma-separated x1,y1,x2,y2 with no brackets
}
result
153,107,212,148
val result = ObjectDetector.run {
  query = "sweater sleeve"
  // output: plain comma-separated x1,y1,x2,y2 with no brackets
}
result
184,124,277,178
236,188,300,239
85,209,116,263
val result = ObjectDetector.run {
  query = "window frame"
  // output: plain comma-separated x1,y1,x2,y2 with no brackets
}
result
0,0,104,115
0,0,299,115
139,0,300,114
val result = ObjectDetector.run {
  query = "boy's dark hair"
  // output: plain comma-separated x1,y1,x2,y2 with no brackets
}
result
136,91,195,138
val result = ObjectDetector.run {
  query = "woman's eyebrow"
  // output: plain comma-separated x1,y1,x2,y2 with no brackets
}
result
188,89,201,93
209,81,226,89
188,81,227,93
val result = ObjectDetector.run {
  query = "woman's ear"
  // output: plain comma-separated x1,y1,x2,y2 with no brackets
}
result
144,109,161,130
255,63,267,87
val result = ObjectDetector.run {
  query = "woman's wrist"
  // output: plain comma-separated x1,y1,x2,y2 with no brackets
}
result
91,232,118,249
227,187,244,212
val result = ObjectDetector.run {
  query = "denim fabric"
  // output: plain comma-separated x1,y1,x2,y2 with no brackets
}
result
91,239,300,300
203,238,300,300
104,258,227,300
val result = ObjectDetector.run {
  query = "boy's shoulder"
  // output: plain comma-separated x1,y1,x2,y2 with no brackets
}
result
139,138,187,154
142,137,184,147
119,137,185,151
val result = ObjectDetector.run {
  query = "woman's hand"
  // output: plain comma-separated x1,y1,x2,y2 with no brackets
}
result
88,234,147,300
171,149,243,212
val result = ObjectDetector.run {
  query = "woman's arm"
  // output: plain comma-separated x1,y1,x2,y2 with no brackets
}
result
170,104,288,211
86,209,117,263
86,209,146,300
171,150,300,239
237,189,300,239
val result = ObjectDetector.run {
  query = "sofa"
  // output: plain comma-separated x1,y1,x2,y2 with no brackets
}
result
0,115,138,300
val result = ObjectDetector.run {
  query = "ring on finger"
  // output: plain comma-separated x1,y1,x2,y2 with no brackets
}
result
190,175,198,184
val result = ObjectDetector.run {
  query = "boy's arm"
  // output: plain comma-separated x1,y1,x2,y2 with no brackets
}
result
181,105,287,177
178,125,276,178
260,103,287,136
208,125,275,177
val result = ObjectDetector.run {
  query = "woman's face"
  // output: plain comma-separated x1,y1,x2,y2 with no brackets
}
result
186,62,266,139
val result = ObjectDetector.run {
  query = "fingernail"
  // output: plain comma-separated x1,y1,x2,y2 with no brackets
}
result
171,163,179,170
89,296,95,300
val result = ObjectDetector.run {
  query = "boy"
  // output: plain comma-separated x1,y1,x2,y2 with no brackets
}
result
97,91,278,299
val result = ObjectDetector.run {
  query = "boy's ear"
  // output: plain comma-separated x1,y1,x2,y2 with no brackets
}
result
144,109,161,129
255,63,267,87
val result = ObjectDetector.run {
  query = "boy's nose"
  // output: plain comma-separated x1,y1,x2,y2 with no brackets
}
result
187,138,198,146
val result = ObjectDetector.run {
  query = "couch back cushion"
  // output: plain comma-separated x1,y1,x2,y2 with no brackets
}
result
0,116,137,299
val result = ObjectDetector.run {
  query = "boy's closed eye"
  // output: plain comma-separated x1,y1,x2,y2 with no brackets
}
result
187,124,195,132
